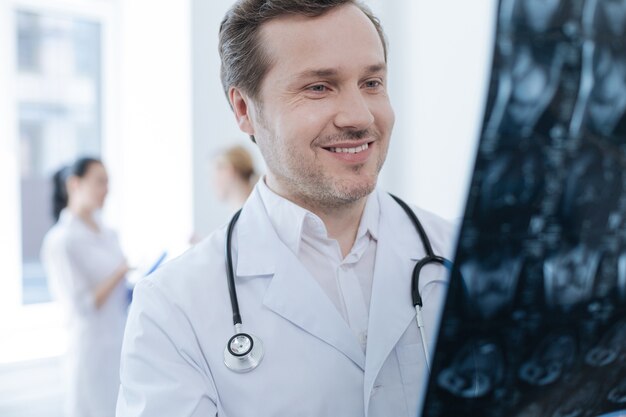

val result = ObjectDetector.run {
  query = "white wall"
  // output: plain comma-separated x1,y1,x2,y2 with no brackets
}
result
369,0,498,221
192,0,240,237
191,0,265,237
0,0,120,363
114,0,194,263
191,0,498,229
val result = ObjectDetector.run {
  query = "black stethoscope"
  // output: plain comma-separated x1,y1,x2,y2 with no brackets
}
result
223,194,452,374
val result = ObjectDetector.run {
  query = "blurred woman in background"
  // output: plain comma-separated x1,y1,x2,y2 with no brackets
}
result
189,145,258,245
211,145,258,209
41,157,129,417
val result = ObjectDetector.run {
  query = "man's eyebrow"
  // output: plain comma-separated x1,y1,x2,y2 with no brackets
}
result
292,68,339,81
363,63,387,75
290,63,387,82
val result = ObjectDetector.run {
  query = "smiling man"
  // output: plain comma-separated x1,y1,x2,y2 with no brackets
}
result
116,1,455,416
228,3,394,257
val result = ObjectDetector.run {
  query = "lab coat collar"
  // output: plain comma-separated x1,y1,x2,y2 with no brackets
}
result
58,208,104,234
235,186,278,277
58,208,73,224
255,179,309,256
363,191,424,414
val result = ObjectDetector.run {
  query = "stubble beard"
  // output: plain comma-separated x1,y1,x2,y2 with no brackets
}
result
267,133,388,212
254,103,388,211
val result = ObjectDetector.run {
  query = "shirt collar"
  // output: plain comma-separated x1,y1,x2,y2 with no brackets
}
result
58,208,104,231
257,178,380,255
358,189,380,242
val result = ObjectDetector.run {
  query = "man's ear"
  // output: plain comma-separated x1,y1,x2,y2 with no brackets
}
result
229,87,255,136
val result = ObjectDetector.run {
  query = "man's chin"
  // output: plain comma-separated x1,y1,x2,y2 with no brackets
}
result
333,177,377,203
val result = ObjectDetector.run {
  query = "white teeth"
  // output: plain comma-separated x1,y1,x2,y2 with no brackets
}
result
329,143,369,154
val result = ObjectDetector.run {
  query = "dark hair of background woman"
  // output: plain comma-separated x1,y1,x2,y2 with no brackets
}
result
52,157,102,222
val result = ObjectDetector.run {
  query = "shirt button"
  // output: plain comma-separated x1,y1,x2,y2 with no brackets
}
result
359,332,368,346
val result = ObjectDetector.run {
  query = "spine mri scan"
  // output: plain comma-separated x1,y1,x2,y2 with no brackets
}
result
422,1,626,416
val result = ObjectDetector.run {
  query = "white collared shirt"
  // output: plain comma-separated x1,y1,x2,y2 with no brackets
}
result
257,180,379,351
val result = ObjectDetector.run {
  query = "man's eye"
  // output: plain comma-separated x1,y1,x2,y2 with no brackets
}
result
308,85,327,92
365,80,382,88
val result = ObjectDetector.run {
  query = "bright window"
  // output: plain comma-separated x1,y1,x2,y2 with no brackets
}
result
16,10,102,304
0,0,116,365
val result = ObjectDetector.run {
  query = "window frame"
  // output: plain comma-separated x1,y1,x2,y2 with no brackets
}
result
0,0,120,364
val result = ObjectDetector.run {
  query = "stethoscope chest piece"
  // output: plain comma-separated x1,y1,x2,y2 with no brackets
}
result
224,331,264,373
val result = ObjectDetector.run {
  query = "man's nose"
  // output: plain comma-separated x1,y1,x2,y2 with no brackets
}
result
333,88,375,131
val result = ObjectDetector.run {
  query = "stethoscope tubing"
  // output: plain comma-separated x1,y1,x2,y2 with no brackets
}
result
226,209,243,327
224,194,453,374
389,194,453,307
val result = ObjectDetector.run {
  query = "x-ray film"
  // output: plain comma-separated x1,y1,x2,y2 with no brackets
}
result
421,0,626,416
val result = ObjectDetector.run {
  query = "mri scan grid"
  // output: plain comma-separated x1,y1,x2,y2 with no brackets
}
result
421,1,626,416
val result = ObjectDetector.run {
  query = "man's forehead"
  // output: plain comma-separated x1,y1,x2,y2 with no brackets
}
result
257,4,386,76
260,3,360,32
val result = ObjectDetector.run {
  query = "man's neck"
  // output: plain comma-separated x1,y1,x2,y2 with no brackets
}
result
264,177,372,257
316,200,367,258
290,193,368,258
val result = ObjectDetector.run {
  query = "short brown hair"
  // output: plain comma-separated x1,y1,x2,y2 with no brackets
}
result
218,0,387,102
219,145,256,182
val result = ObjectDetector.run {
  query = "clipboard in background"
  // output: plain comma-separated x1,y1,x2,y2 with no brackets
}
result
144,251,168,276
126,251,168,305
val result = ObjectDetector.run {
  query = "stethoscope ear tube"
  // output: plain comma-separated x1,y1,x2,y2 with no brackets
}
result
415,304,431,374
412,256,448,307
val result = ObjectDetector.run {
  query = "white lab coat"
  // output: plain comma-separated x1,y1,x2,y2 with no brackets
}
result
116,188,455,417
41,209,128,417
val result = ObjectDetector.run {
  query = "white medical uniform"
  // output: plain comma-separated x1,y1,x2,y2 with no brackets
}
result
116,184,455,417
41,209,128,417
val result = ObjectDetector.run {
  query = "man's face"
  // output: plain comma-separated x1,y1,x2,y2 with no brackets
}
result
232,4,394,210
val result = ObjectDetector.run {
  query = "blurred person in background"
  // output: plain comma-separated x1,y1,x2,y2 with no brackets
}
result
189,145,259,244
211,145,259,210
41,156,130,417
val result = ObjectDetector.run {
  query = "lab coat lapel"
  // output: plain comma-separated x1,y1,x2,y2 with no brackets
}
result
238,188,365,370
364,193,418,410
262,244,366,370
